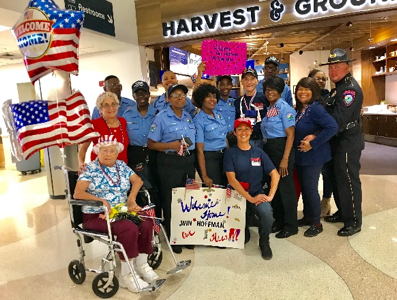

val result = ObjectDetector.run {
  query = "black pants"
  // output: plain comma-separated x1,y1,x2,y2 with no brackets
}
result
201,151,227,187
127,146,161,217
333,151,363,227
263,138,298,232
296,164,323,225
157,151,195,239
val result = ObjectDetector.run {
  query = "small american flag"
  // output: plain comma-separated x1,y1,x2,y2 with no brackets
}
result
178,143,184,156
13,0,85,83
10,91,99,159
266,106,279,118
144,206,161,234
226,184,233,198
186,178,200,190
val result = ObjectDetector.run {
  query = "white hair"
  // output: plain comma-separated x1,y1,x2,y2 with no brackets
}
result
96,92,119,110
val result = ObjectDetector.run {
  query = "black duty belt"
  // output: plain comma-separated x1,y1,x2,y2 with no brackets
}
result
163,150,194,157
204,149,225,154
339,120,359,133
129,145,148,151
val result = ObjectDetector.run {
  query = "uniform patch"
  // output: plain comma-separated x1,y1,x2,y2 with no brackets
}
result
217,114,223,119
287,113,294,121
150,124,156,132
187,118,192,123
343,90,356,106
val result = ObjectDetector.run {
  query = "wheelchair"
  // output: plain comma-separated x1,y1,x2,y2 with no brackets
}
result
58,165,191,298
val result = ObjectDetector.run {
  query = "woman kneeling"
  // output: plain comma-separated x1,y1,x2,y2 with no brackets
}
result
74,135,158,293
224,119,280,259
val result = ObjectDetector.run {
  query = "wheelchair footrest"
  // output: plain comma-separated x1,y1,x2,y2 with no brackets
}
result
145,279,166,292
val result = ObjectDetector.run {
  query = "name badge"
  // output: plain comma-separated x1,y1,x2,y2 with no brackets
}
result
251,158,261,166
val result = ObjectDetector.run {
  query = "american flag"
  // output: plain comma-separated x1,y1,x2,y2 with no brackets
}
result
144,206,161,234
186,178,200,190
226,184,233,198
10,91,99,159
13,0,85,84
266,106,279,118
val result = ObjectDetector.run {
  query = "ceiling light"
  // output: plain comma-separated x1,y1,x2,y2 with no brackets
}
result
279,43,284,48
299,50,303,55
391,38,397,42
369,46,375,49
346,21,353,27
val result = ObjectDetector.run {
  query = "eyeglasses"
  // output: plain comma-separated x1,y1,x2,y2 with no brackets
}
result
313,77,328,82
107,82,121,88
264,66,278,71
170,93,187,99
99,148,118,154
102,102,119,109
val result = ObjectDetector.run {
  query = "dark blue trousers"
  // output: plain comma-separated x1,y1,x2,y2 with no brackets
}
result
296,164,323,224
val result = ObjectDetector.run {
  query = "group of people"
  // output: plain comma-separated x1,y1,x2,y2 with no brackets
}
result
73,47,364,293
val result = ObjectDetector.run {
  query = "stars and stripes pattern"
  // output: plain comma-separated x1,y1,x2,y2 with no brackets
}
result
11,91,99,159
266,106,279,118
186,178,200,190
144,206,161,234
22,0,84,83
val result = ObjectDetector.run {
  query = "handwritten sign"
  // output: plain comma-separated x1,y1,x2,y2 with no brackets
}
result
201,40,247,76
171,187,246,249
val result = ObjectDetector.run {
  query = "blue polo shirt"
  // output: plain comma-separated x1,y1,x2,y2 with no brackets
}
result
256,80,293,107
153,93,196,118
224,146,275,196
92,96,136,120
215,97,235,133
122,105,156,147
148,105,196,152
193,109,228,151
261,98,296,139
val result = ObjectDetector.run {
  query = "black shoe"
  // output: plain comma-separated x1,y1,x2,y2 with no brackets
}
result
171,245,182,254
324,212,343,223
271,223,283,233
275,230,298,239
304,224,323,237
298,218,311,227
185,245,195,250
245,226,251,244
337,225,361,236
259,234,273,260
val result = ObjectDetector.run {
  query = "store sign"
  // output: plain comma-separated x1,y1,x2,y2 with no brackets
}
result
294,0,393,17
64,0,115,36
162,6,260,38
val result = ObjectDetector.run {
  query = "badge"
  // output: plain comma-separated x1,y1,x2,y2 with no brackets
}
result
150,124,156,132
330,90,337,97
343,90,356,106
286,113,294,121
251,157,261,166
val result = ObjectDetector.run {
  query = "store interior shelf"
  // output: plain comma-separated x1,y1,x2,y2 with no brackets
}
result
372,72,397,77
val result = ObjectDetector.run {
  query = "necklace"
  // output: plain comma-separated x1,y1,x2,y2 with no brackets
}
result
296,105,309,124
102,116,124,143
98,160,120,186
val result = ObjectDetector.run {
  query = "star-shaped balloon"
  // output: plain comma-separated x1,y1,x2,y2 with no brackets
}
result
11,0,85,84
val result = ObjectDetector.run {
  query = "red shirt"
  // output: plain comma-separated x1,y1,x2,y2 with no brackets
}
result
90,117,129,164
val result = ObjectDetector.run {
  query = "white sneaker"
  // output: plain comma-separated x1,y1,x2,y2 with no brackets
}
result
134,263,159,283
119,273,149,293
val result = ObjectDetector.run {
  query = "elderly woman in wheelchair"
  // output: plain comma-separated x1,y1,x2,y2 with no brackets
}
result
74,135,159,293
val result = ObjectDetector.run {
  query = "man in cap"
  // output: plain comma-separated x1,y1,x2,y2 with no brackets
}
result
256,56,293,107
320,48,364,236
92,75,136,119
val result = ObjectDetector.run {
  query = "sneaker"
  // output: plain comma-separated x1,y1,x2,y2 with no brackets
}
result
119,273,149,293
304,224,323,237
135,263,159,283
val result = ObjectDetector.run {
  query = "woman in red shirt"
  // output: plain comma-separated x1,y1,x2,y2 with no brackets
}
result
78,92,129,172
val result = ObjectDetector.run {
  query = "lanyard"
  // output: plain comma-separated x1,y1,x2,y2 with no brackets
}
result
240,91,257,113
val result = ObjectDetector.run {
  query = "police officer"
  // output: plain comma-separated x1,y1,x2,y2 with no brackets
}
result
92,75,136,119
320,49,364,237
148,84,196,254
256,57,293,107
261,76,298,238
153,70,196,117
215,75,236,133
193,83,228,188
123,81,160,215
235,68,268,149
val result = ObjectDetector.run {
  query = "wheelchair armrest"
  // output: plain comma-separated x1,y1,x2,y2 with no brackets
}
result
69,199,104,207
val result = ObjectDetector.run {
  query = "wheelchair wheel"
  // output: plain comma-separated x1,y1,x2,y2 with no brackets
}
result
68,260,86,284
92,272,119,298
148,245,163,270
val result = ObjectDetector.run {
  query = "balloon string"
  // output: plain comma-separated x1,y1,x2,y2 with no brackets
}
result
52,72,67,164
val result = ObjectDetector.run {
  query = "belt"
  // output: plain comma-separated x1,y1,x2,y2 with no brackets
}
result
129,145,148,151
338,120,359,134
163,150,194,157
204,149,225,154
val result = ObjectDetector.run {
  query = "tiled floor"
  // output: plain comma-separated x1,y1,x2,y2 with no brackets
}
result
1,142,397,299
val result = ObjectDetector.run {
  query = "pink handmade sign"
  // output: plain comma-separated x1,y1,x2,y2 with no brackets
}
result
201,40,247,76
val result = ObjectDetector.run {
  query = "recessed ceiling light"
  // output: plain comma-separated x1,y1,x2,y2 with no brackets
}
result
369,46,375,49
391,38,397,42
0,25,11,32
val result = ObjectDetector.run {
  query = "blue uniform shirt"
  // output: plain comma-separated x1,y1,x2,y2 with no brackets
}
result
215,97,235,133
256,80,293,107
193,109,228,151
92,97,137,120
153,93,196,118
148,105,196,152
261,98,296,139
122,105,156,147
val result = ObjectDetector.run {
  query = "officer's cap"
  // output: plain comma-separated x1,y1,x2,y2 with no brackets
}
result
320,48,356,66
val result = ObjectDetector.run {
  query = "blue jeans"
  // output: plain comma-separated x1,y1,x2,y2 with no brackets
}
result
246,200,273,236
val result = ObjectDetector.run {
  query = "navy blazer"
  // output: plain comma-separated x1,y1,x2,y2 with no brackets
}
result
294,102,338,167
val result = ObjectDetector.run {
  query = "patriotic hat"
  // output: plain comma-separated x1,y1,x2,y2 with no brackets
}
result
234,118,253,130
93,135,124,155
242,68,258,79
